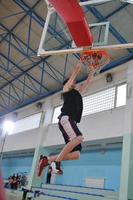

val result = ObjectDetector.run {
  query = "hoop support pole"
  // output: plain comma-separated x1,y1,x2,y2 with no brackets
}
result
37,8,53,56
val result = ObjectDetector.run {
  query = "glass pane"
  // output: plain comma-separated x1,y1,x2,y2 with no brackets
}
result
116,84,127,107
83,87,115,116
12,112,42,134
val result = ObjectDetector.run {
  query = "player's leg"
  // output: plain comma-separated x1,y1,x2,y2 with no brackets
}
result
50,150,81,174
55,136,83,162
38,151,79,176
55,115,83,162
53,141,82,174
48,150,80,163
38,115,83,176
38,146,81,176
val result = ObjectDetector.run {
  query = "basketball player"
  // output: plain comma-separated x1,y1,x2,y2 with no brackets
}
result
38,64,94,176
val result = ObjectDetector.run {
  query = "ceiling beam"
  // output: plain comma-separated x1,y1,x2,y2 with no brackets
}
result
0,67,33,99
12,0,68,45
0,23,66,85
0,0,42,44
0,52,49,92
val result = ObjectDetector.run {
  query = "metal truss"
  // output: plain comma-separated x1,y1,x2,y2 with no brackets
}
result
0,0,132,116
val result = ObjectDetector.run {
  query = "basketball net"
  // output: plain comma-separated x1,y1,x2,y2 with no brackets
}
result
80,49,110,76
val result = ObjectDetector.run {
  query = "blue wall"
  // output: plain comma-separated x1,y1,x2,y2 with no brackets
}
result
1,149,122,191
54,149,122,191
1,156,33,179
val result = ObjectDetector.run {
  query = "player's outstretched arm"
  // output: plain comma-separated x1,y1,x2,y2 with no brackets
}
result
76,66,94,94
63,64,81,92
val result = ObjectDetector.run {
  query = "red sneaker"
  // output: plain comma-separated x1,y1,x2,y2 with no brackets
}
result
37,156,49,176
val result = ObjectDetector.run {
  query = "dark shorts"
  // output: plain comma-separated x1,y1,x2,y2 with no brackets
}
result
58,115,82,152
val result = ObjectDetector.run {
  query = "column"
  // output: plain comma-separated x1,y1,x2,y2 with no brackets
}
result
119,61,133,200
28,98,53,188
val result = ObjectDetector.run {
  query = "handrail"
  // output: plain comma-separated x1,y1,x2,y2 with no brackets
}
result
34,183,116,191
32,187,104,197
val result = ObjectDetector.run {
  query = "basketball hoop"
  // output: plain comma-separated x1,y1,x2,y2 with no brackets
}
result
80,49,110,75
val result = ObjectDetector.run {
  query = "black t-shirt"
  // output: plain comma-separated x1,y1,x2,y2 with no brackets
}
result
61,89,83,123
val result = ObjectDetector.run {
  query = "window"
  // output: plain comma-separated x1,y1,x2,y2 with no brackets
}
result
83,87,116,116
52,106,62,124
12,112,42,134
116,84,127,107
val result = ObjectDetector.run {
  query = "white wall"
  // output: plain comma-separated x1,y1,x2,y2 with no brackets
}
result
2,62,131,152
3,128,42,152
2,106,125,151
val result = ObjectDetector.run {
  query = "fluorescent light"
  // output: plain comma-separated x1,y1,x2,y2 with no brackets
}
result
3,120,15,135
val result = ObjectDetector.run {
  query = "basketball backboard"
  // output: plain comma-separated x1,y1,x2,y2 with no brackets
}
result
37,0,133,56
